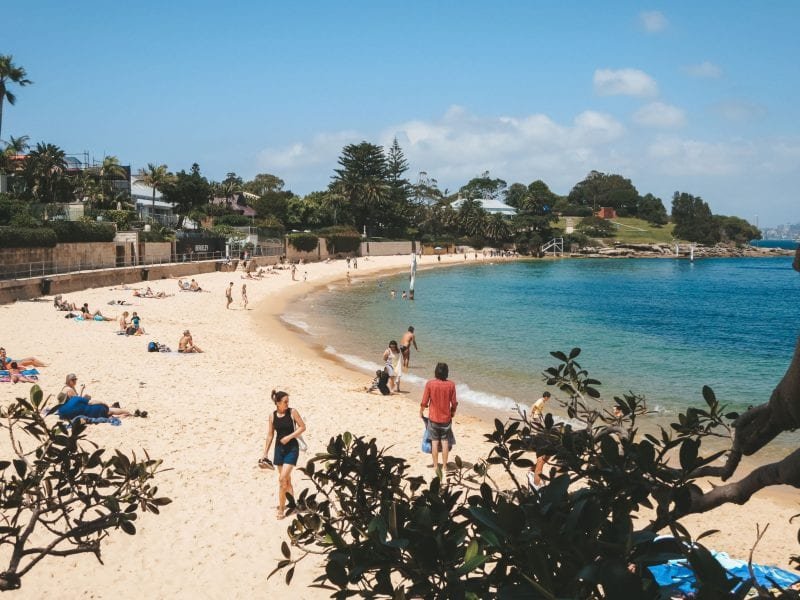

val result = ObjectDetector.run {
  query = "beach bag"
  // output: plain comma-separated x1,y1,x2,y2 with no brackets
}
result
147,341,158,352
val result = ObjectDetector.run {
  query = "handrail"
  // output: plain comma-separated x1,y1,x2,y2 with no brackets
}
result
541,237,564,255
0,252,225,281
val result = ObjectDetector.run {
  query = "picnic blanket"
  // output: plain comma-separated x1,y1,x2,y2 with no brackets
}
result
0,368,39,382
648,551,800,595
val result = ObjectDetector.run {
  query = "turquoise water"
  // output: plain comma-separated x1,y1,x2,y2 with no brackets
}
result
286,257,799,420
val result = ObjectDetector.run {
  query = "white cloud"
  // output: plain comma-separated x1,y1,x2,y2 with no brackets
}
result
646,135,749,175
252,107,800,226
639,11,668,33
683,61,723,79
633,102,686,128
594,68,659,97
711,100,767,122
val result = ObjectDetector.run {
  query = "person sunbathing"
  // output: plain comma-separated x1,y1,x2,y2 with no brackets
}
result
0,347,46,368
53,295,78,311
178,330,203,353
178,279,191,291
189,279,202,292
8,362,37,384
55,373,148,419
80,303,113,321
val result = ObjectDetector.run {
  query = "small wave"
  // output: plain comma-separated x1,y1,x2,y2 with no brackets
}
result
325,347,383,373
281,314,311,333
455,383,518,411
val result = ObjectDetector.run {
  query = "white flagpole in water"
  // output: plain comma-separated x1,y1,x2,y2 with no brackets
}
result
409,251,417,300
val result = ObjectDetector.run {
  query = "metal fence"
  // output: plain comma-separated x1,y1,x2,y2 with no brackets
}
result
0,251,225,281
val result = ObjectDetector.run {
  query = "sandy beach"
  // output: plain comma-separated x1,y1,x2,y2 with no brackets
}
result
1,254,797,599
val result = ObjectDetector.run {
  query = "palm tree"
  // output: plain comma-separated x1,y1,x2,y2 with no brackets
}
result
0,134,28,177
98,156,126,208
137,163,172,221
0,56,32,143
24,142,68,204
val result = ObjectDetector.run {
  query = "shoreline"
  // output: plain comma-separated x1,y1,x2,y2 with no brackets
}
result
0,253,797,598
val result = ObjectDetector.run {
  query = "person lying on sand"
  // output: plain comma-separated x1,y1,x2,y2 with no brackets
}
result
55,374,146,419
178,330,203,353
0,347,46,368
177,279,192,291
8,362,37,383
80,303,113,321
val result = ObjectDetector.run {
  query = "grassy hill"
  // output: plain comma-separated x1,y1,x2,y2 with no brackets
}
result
558,216,677,244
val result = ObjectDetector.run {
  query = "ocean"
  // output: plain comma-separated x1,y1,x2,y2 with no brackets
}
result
284,256,799,442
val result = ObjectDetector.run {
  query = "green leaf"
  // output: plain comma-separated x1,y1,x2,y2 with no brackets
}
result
702,385,716,409
285,566,295,585
550,350,568,362
679,439,699,471
281,541,291,559
13,459,27,478
119,519,136,535
568,347,581,359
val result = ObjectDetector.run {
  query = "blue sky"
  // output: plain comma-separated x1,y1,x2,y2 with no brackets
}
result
4,1,799,226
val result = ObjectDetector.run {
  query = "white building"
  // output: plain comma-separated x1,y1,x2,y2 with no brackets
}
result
450,196,517,217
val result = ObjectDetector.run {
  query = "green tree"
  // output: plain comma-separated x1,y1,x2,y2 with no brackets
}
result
244,173,285,196
137,163,173,217
568,171,641,217
459,171,507,200
671,191,719,244
456,197,488,238
331,142,389,236
23,142,72,204
637,193,668,226
0,55,31,144
509,180,559,255
161,163,212,227
484,212,512,243
714,215,761,245
383,138,412,236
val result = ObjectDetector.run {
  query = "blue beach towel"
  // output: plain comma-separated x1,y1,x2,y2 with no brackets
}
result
648,551,800,595
0,368,39,382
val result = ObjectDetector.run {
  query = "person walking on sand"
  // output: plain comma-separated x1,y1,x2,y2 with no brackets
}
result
241,283,248,310
527,391,553,490
226,282,234,309
291,264,297,281
420,362,457,477
400,326,418,369
261,390,306,519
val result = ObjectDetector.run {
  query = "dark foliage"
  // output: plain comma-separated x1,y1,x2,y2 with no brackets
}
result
0,226,57,248
49,220,116,243
288,233,319,253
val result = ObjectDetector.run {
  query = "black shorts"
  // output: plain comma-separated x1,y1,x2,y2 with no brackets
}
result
427,420,451,441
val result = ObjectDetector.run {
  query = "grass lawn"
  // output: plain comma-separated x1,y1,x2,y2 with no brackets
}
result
557,216,678,244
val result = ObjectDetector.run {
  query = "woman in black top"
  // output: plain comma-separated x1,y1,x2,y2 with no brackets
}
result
262,389,306,519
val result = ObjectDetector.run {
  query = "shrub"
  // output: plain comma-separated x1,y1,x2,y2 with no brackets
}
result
287,232,319,253
49,220,116,243
140,229,171,243
0,227,58,248
318,226,361,254
215,214,251,227
0,386,170,591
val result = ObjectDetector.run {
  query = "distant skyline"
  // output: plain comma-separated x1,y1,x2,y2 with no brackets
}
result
3,2,798,227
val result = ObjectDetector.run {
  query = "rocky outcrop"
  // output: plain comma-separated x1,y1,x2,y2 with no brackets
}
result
571,243,793,259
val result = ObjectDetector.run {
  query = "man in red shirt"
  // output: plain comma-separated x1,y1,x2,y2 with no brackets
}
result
420,362,457,476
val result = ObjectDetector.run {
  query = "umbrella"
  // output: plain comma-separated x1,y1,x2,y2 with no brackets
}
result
434,246,443,250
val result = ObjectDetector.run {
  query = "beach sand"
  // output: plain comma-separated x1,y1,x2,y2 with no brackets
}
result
1,254,797,598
